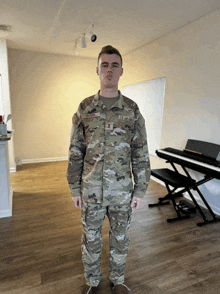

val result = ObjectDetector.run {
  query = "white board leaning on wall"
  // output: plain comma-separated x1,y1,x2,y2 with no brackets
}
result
121,78,166,156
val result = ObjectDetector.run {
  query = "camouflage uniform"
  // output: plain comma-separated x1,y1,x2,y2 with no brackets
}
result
67,91,150,286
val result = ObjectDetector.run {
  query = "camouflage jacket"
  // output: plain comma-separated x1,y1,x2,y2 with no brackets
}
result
66,91,151,206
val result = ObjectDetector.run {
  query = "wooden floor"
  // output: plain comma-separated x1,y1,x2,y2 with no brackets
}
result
0,161,220,294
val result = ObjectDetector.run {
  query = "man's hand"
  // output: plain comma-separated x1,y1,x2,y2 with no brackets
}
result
72,196,82,208
131,197,142,209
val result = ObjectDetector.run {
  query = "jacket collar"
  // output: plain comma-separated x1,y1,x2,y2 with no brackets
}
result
93,90,124,110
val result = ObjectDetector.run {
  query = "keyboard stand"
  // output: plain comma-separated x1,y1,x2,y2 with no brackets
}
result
180,165,220,226
149,162,220,226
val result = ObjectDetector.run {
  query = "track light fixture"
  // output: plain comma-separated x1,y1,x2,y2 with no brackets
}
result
85,23,97,42
73,23,97,55
80,35,87,48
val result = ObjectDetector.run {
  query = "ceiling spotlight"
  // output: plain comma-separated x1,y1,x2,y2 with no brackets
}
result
86,32,97,42
80,36,87,48
85,24,97,42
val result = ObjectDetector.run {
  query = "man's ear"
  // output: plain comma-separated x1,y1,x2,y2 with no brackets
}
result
120,67,123,76
96,67,99,76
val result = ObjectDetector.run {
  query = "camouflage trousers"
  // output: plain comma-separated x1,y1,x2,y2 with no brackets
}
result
81,202,132,287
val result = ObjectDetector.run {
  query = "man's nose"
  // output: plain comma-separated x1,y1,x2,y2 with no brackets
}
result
107,66,113,72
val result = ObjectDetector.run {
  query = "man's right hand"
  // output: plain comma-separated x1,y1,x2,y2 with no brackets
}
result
72,196,82,208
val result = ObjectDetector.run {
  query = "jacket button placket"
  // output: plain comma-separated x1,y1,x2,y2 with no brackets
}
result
102,109,112,206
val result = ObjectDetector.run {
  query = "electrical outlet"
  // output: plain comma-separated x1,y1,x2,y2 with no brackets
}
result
15,157,22,165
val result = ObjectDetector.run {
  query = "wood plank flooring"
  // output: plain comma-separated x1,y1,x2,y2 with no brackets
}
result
0,161,220,293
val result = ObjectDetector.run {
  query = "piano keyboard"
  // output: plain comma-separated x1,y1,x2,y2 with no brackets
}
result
153,140,220,226
158,149,220,173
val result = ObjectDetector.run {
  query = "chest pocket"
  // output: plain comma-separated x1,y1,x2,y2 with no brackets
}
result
118,115,134,130
83,112,101,136
111,114,134,143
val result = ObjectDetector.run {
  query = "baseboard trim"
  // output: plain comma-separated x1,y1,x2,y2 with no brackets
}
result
10,157,68,173
151,176,183,193
20,156,68,165
151,176,166,187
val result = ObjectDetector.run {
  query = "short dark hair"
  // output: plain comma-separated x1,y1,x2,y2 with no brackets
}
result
97,45,123,66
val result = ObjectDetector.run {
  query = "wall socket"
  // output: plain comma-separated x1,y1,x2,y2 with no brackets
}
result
15,157,22,165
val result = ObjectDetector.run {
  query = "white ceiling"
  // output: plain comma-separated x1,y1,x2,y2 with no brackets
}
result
0,0,219,59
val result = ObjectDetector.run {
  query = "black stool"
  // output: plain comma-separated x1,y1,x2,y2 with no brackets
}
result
149,168,197,222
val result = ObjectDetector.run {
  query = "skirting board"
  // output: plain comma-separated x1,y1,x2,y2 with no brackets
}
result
151,176,220,216
10,157,68,173
21,156,68,164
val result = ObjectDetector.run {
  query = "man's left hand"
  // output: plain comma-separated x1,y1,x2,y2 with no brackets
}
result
131,197,142,209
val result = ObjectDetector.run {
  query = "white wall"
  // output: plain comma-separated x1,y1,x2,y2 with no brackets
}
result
8,49,99,163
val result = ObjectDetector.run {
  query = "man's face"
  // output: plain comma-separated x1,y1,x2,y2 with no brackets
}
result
96,54,123,89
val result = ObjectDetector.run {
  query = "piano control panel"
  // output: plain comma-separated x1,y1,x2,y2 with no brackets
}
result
185,139,220,161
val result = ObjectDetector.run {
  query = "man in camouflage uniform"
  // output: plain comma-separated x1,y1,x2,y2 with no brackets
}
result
67,45,151,294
